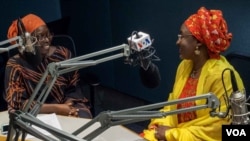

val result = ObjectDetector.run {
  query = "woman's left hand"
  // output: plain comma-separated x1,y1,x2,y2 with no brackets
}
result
64,99,79,117
154,125,173,141
68,106,79,117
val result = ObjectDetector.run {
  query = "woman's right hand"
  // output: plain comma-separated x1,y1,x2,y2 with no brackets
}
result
41,103,79,117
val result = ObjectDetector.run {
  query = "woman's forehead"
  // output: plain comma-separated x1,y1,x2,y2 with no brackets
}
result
32,25,49,34
180,24,191,34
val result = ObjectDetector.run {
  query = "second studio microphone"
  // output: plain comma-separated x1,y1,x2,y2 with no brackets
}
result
126,31,161,88
229,70,250,125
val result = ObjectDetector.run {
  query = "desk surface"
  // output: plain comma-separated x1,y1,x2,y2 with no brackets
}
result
0,111,145,141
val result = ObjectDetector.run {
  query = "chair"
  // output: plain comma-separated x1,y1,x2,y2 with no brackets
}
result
51,34,77,56
51,34,99,116
0,52,9,111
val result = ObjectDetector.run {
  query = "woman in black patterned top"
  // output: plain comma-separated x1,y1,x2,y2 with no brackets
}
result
4,13,92,118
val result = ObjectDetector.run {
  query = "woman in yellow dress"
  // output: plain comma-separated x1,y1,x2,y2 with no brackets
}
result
141,7,244,141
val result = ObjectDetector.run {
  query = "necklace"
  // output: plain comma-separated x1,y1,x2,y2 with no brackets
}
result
190,68,202,78
190,70,198,78
190,61,205,78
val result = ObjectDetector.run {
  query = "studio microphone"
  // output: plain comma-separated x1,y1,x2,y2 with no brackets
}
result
229,70,250,125
126,31,161,88
126,31,160,70
23,32,36,54
17,17,37,55
17,18,42,67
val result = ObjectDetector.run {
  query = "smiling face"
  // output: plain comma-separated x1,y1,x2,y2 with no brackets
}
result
176,24,199,60
31,25,53,57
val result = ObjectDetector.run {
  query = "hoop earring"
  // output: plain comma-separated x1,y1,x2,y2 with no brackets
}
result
195,46,200,55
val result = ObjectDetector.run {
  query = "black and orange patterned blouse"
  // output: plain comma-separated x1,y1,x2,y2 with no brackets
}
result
4,46,91,117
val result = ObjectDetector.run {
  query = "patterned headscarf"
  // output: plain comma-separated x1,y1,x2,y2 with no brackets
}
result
184,7,232,59
7,13,46,39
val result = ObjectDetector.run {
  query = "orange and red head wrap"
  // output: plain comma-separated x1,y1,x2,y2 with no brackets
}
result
7,13,46,39
184,7,232,59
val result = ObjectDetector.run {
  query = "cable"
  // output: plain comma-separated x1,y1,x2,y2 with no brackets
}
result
220,68,232,118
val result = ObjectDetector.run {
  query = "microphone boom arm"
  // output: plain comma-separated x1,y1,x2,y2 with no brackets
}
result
7,43,131,140
0,36,23,53
23,43,131,114
73,93,220,140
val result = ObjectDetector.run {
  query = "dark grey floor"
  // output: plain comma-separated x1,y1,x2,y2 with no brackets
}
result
84,84,151,134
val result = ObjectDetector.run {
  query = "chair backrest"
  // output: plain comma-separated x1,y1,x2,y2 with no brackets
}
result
51,34,77,56
0,52,8,111
226,51,250,98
